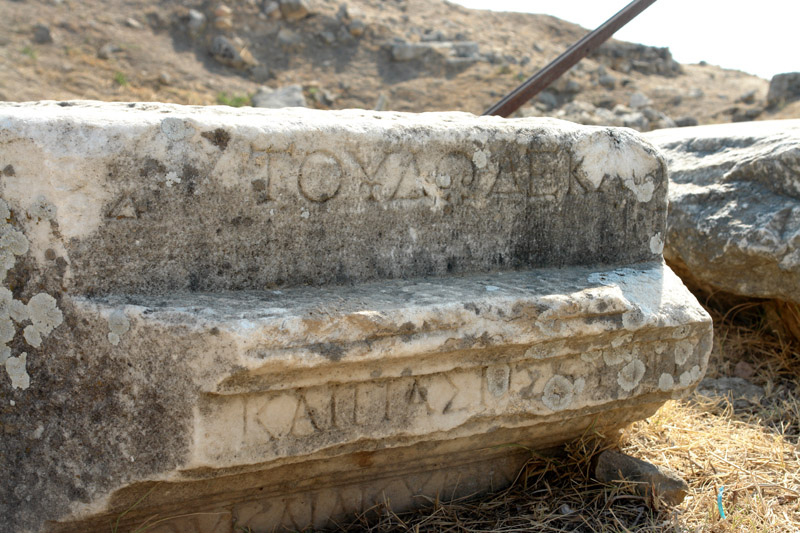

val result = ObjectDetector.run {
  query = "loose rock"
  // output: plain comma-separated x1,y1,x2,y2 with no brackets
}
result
737,89,757,104
209,35,257,69
697,377,765,409
251,84,307,107
187,9,206,35
630,92,651,109
767,72,800,107
391,41,430,61
347,19,366,37
277,27,302,46
598,73,617,89
279,0,310,21
262,0,280,19
595,450,689,507
32,23,53,44
590,41,681,77
97,43,121,59
674,116,698,128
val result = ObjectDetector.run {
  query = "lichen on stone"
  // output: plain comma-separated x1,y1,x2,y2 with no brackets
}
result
23,293,63,348
0,199,63,389
679,365,702,387
486,364,510,397
28,195,57,220
107,310,130,346
617,359,646,391
0,205,29,280
542,374,584,411
5,352,29,390
658,373,675,391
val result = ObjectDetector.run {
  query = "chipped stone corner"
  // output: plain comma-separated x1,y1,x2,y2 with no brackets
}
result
572,128,662,202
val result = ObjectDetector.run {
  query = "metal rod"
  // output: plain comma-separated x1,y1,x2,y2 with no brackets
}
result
483,0,658,117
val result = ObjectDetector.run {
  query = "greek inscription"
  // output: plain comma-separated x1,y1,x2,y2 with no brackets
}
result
441,370,481,413
489,150,527,196
265,151,299,201
247,150,271,204
529,150,569,203
239,144,595,207
334,386,356,427
486,364,510,397
252,393,297,440
303,386,333,431
486,147,572,201
299,151,343,202
421,373,457,414
291,397,316,436
366,152,423,201
196,337,697,461
355,381,387,425
435,151,476,204
232,459,520,532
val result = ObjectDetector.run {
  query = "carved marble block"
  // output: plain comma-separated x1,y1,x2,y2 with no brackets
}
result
0,102,711,533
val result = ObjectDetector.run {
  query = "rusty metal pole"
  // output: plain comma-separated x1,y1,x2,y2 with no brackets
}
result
483,0,657,117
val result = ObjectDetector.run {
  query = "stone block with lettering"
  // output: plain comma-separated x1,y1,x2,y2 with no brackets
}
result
0,102,711,533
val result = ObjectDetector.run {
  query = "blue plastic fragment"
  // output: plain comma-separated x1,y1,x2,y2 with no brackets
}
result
717,486,726,519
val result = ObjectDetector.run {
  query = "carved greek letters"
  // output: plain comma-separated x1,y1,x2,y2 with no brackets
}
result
253,393,297,439
486,364,511,397
529,150,569,203
355,381,387,425
195,334,699,465
489,150,528,196
366,152,423,201
435,152,475,189
486,145,571,201
230,459,517,532
265,151,298,200
243,145,582,206
299,151,343,202
435,151,476,204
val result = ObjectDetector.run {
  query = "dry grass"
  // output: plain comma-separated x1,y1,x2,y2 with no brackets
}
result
338,304,800,532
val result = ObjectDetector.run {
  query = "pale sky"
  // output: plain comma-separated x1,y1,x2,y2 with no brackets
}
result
450,0,799,80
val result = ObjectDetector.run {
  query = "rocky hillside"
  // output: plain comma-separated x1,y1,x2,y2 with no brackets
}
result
2,0,799,130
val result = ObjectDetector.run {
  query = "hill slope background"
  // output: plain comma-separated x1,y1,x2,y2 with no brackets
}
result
2,0,798,127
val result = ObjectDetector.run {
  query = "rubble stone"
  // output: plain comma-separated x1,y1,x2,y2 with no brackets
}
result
648,120,800,304
595,450,689,507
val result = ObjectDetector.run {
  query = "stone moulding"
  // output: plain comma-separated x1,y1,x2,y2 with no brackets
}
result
0,102,711,533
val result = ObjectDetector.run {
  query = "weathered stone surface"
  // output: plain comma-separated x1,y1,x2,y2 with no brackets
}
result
647,120,800,304
0,102,711,533
1,102,670,295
